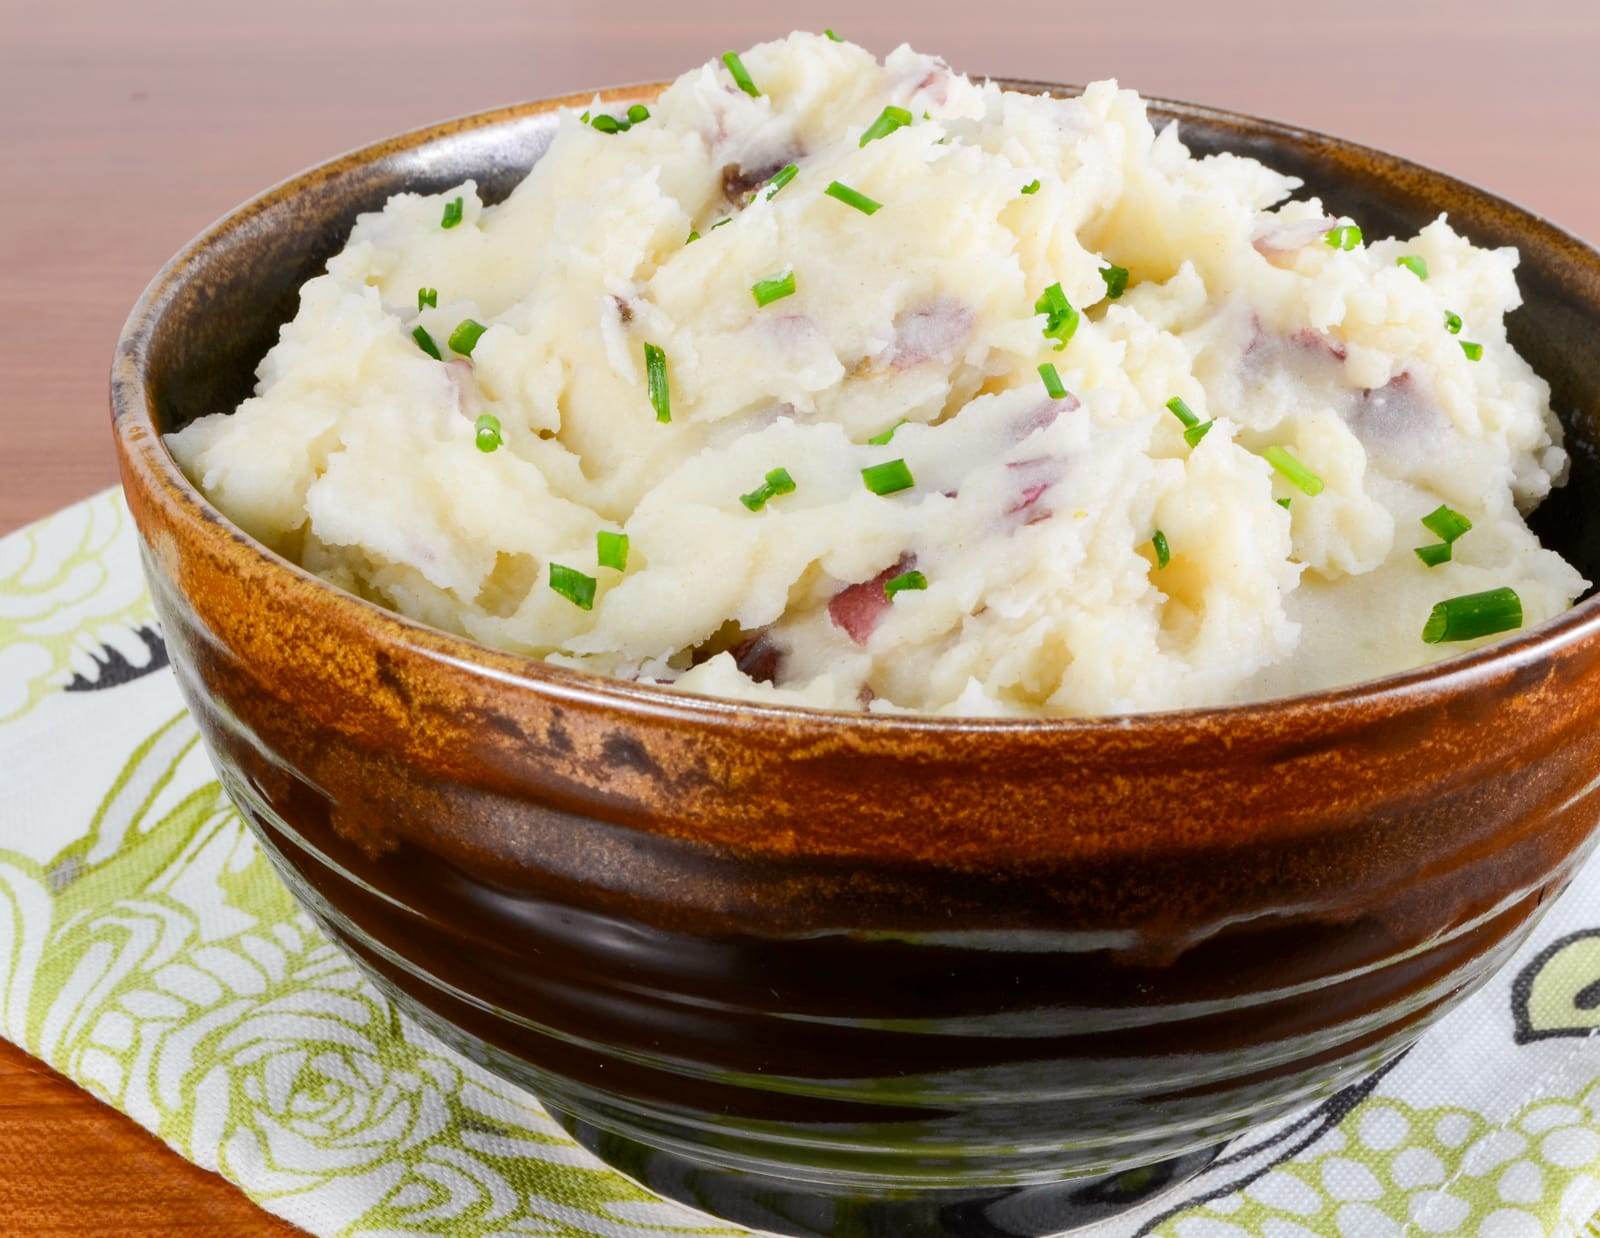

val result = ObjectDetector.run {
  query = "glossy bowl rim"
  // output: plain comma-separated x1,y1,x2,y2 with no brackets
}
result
111,76,1600,737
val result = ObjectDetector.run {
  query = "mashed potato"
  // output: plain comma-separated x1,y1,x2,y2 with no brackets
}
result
168,33,1587,716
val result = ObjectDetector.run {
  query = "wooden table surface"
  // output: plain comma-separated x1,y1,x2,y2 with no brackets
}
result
1,0,1596,1230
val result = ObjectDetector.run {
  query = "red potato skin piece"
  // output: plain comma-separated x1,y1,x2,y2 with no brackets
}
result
886,299,975,370
829,554,916,646
731,631,784,684
1292,327,1348,362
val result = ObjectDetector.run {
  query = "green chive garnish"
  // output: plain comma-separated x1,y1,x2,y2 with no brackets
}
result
1184,421,1214,447
597,530,629,571
590,113,625,133
1460,340,1484,361
580,110,590,123
686,229,701,243
859,105,913,147
1422,504,1472,544
1263,445,1324,495
441,197,464,229
710,217,731,231
824,180,881,214
1444,310,1463,335
1166,396,1199,429
627,103,650,124
412,326,442,360
418,287,438,311
824,27,843,41
644,342,670,423
1034,283,1079,350
722,51,760,97
1152,530,1171,569
1397,255,1429,279
765,163,799,199
1323,224,1362,251
862,458,915,495
1414,543,1452,567
751,270,796,307
740,466,797,511
884,569,927,599
549,563,597,610
1421,586,1522,644
1100,264,1129,299
448,318,488,356
1038,362,1067,400
1277,497,1292,510
1020,179,1041,195
474,413,502,452
866,420,905,446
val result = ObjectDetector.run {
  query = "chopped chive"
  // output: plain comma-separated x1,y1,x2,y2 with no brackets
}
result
643,342,671,423
1277,497,1292,510
549,563,597,610
1038,362,1067,400
884,569,927,600
765,162,799,199
589,113,626,133
441,197,464,229
1020,179,1041,195
1034,282,1079,350
824,180,882,214
597,530,629,571
867,420,905,446
1460,340,1484,361
1152,530,1171,569
824,27,843,41
740,466,796,511
686,229,700,243
1100,264,1130,300
627,103,651,124
1183,421,1214,447
751,270,797,307
412,325,442,360
859,105,913,147
474,412,502,453
1444,309,1463,334
1396,255,1429,279
1414,543,1452,567
579,110,591,123
1421,586,1522,643
711,217,731,231
862,458,915,495
1263,445,1324,495
1422,504,1472,544
448,318,488,356
722,51,760,97
417,287,438,311
1165,396,1199,428
1323,223,1362,251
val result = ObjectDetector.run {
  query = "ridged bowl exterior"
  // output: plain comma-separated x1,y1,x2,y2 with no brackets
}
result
111,81,1600,1193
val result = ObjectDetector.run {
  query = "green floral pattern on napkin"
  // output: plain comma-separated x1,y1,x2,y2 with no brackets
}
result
2,490,1598,1237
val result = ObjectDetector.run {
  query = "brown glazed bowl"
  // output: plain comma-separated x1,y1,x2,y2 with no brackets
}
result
112,81,1600,1236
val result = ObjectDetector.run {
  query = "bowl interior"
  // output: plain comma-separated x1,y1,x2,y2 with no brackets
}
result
139,81,1600,593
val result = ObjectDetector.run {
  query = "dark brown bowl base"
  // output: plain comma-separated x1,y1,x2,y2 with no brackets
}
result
114,75,1600,1238
555,1113,1225,1237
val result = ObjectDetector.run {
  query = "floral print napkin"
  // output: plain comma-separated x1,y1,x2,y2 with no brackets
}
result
3,490,1600,1237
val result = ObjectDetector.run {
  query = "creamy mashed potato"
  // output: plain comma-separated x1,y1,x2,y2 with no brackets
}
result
168,33,1587,716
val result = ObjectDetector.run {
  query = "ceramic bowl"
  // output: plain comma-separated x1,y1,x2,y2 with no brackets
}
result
111,80,1600,1236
